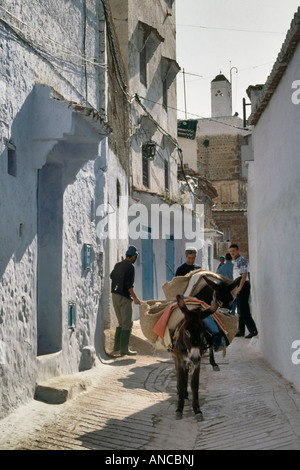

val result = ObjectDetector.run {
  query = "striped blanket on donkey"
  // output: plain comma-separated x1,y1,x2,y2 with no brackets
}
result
139,297,238,356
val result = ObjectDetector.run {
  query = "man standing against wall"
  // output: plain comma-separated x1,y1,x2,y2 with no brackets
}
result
229,244,258,338
110,246,141,356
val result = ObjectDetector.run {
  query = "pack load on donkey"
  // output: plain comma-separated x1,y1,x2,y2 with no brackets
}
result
139,269,239,357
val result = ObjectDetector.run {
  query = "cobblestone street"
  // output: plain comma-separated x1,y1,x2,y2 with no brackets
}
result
1,321,300,451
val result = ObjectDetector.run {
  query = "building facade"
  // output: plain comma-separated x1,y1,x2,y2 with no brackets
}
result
106,0,202,311
0,0,216,419
177,120,221,270
247,8,300,393
196,74,252,260
0,0,115,418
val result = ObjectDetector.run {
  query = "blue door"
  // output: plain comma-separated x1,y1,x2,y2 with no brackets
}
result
142,227,154,300
166,235,175,281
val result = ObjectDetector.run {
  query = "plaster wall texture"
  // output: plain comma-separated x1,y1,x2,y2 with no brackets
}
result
0,0,114,418
248,44,300,393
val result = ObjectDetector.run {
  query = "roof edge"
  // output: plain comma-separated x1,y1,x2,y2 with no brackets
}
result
248,7,300,126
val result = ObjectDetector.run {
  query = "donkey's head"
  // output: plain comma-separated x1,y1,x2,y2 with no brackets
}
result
201,274,241,310
176,295,219,365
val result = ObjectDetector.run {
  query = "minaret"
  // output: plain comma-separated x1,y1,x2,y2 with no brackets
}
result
211,73,232,118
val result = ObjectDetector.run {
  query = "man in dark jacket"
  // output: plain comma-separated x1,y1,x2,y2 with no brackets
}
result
175,247,201,277
110,246,141,356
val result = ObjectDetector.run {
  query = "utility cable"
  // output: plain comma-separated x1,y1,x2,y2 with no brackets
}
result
0,7,107,69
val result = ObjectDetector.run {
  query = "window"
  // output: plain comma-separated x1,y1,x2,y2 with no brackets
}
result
140,31,147,87
138,22,164,87
161,57,180,112
68,302,76,330
220,228,231,242
164,159,169,191
7,146,17,177
19,223,24,237
116,179,121,207
162,78,168,110
83,244,92,271
142,156,150,188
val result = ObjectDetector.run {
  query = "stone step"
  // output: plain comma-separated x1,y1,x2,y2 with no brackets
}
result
34,374,92,405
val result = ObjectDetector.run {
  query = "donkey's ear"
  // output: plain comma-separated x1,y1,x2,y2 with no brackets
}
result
202,274,222,290
176,294,188,311
200,302,219,320
229,276,241,291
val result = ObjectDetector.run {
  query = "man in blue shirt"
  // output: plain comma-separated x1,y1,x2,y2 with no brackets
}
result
217,253,233,280
229,244,258,339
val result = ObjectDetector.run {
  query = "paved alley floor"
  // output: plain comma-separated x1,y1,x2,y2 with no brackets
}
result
0,321,300,451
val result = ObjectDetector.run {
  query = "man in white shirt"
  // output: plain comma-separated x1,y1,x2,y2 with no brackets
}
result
229,244,258,339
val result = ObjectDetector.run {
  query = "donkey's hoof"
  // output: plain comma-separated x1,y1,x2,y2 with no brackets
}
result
195,412,203,421
176,411,183,420
213,365,220,371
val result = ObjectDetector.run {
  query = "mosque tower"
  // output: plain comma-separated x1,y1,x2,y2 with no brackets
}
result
211,73,232,118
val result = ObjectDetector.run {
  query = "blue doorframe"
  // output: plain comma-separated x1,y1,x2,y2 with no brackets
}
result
166,235,175,281
142,227,154,300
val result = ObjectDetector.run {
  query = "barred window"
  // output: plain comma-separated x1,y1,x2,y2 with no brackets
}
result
142,156,149,188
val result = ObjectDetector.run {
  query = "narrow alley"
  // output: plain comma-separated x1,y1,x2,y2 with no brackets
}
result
0,321,299,451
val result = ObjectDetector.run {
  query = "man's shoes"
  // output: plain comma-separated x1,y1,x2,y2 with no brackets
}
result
235,331,245,337
112,326,122,353
120,329,137,356
245,331,258,339
121,348,137,356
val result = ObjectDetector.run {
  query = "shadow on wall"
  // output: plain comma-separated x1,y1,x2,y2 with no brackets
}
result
0,90,36,282
0,85,108,357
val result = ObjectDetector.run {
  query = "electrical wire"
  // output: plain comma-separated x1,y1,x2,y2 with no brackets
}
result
0,7,107,69
114,17,285,35
100,0,129,98
0,17,92,105
137,94,250,132
177,61,274,81
132,94,208,204
1,5,250,133
175,24,285,35
0,3,243,205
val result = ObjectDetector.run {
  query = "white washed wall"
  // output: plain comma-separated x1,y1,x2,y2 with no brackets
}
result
248,45,300,393
0,0,109,417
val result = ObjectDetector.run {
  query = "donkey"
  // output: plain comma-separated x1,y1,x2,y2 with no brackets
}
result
193,273,241,371
172,295,220,420
194,273,241,310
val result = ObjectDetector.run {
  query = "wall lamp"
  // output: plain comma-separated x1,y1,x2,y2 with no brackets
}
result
142,140,156,161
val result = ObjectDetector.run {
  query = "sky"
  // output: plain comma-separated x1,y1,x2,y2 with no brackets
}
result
175,0,300,120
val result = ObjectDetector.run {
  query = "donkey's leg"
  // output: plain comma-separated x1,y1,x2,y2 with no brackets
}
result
175,361,186,419
209,347,220,371
184,363,189,399
191,363,203,421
